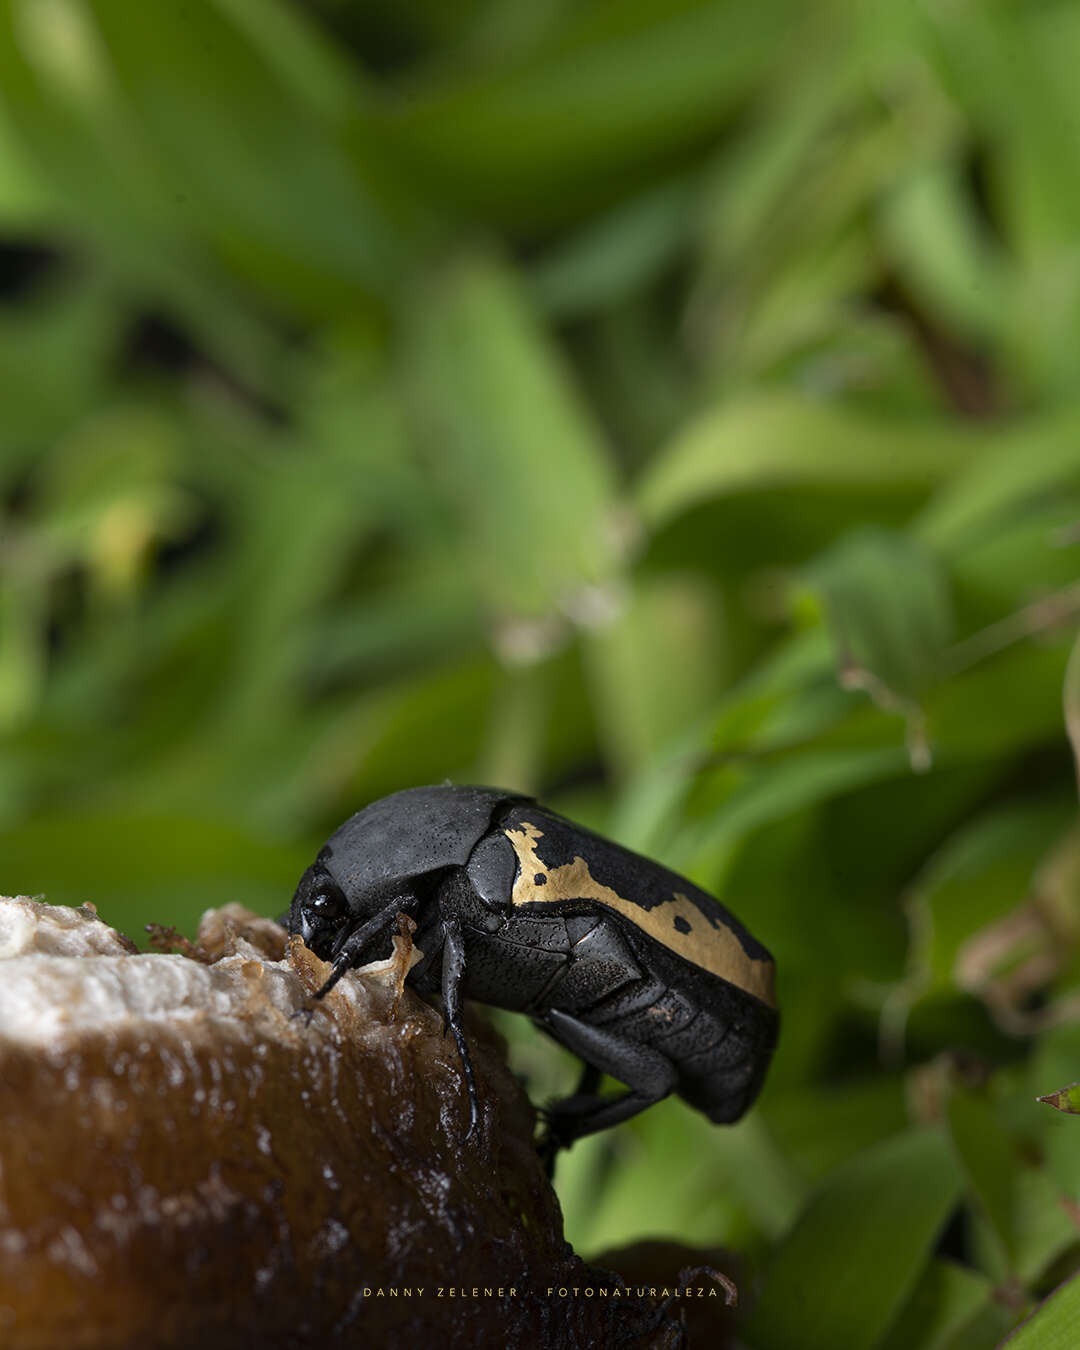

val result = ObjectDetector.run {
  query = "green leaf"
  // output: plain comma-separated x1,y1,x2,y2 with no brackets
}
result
1037,1083,1080,1116
636,394,979,528
900,801,1068,999
403,253,619,624
86,0,429,314
947,1086,1019,1274
876,157,1010,343
386,0,792,227
1009,1164,1080,1288
927,640,1073,762
529,175,695,319
0,278,117,451
1032,1023,1080,1199
562,1103,805,1257
583,572,723,780
0,97,49,223
0,2,297,390
916,408,1080,551
878,1258,1007,1350
211,0,364,120
802,527,952,751
0,571,46,732
681,745,909,876
1064,631,1080,793
745,1127,963,1350
764,1077,909,1186
999,1273,1080,1350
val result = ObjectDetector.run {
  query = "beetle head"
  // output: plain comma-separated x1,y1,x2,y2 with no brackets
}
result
289,858,351,961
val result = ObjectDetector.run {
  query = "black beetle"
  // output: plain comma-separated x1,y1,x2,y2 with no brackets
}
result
288,785,778,1160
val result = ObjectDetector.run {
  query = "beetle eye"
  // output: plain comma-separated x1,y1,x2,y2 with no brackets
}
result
309,886,346,921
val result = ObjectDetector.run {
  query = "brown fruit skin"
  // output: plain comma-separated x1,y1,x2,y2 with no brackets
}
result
0,900,669,1350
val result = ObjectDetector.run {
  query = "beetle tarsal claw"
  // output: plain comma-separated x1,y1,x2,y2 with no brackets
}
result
461,1069,481,1141
535,1126,565,1179
461,1101,479,1142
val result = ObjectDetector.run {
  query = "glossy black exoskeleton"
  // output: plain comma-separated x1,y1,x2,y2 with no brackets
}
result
288,785,778,1163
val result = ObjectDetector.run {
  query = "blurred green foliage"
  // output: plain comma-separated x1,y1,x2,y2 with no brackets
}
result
3,0,1080,1344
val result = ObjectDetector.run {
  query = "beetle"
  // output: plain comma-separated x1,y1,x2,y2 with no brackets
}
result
288,784,778,1162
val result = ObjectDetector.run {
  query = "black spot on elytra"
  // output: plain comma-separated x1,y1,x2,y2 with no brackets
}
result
533,873,547,886
673,915,692,935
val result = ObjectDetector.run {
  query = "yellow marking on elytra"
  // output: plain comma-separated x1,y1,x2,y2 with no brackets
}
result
504,822,776,1008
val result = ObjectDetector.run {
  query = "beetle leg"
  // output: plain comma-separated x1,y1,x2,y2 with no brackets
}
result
573,1061,602,1099
311,897,417,1001
536,1060,603,1177
538,1007,678,1155
439,914,481,1141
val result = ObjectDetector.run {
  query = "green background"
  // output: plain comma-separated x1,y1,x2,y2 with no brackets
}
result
3,1,1080,1344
